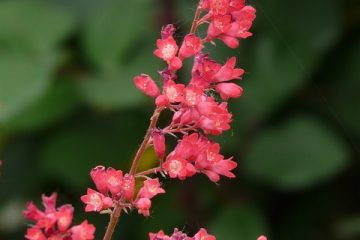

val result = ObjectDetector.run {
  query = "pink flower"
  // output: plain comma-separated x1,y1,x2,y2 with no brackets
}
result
257,236,267,240
152,130,166,161
56,204,74,232
197,101,232,135
215,82,243,100
138,178,165,199
90,165,108,194
149,230,171,240
154,36,179,61
71,220,96,240
208,15,232,38
194,228,216,240
105,167,123,196
133,74,160,97
81,188,113,212
24,193,96,239
163,155,196,180
214,57,244,82
25,227,46,240
179,34,203,59
135,197,152,217
210,0,229,15
121,174,135,201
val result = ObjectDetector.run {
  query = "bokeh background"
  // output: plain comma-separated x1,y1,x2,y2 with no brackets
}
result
0,0,359,239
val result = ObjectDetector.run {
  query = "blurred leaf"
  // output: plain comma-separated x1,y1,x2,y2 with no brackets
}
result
2,81,80,133
39,111,148,189
235,0,341,124
211,205,268,240
83,0,155,69
0,52,57,123
137,147,158,172
243,116,349,190
78,45,161,109
336,217,360,239
0,0,75,51
330,38,360,136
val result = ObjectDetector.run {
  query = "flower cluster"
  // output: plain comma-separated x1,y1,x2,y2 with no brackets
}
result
149,228,216,240
201,0,256,48
23,193,95,240
24,1,262,239
80,166,165,217
162,133,237,182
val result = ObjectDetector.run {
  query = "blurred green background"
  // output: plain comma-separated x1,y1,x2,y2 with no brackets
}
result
0,0,359,239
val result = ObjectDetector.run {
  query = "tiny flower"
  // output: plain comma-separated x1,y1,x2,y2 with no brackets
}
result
71,220,96,240
90,165,108,194
154,36,179,61
184,86,203,106
152,130,166,161
81,188,113,212
23,202,44,221
121,174,135,201
215,82,243,100
138,178,165,199
208,15,232,38
133,74,160,97
214,57,244,82
135,197,152,217
149,230,171,240
257,236,267,240
42,192,57,213
163,80,185,103
25,227,46,240
179,34,203,59
161,24,176,39
105,167,123,196
210,0,229,15
56,204,74,232
163,156,196,180
194,228,216,240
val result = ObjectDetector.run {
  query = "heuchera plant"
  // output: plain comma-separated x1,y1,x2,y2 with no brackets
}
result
23,1,267,239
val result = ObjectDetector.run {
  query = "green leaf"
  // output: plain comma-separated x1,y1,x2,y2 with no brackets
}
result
243,116,349,190
78,46,161,109
82,0,155,69
330,38,360,136
0,52,58,123
2,81,80,133
39,111,148,189
235,0,341,124
0,1,75,51
211,205,268,240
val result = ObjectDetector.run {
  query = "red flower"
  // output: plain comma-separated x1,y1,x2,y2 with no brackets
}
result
179,34,203,59
105,167,123,196
137,178,165,199
133,74,160,97
214,57,244,82
135,198,152,217
121,174,135,201
194,228,217,240
154,36,178,61
56,204,74,232
71,220,96,240
25,227,46,240
152,130,166,161
149,230,171,240
163,155,196,180
90,165,108,194
81,188,113,212
215,82,243,100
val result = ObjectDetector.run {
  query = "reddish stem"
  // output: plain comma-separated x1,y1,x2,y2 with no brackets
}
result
102,1,203,239
103,108,162,240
